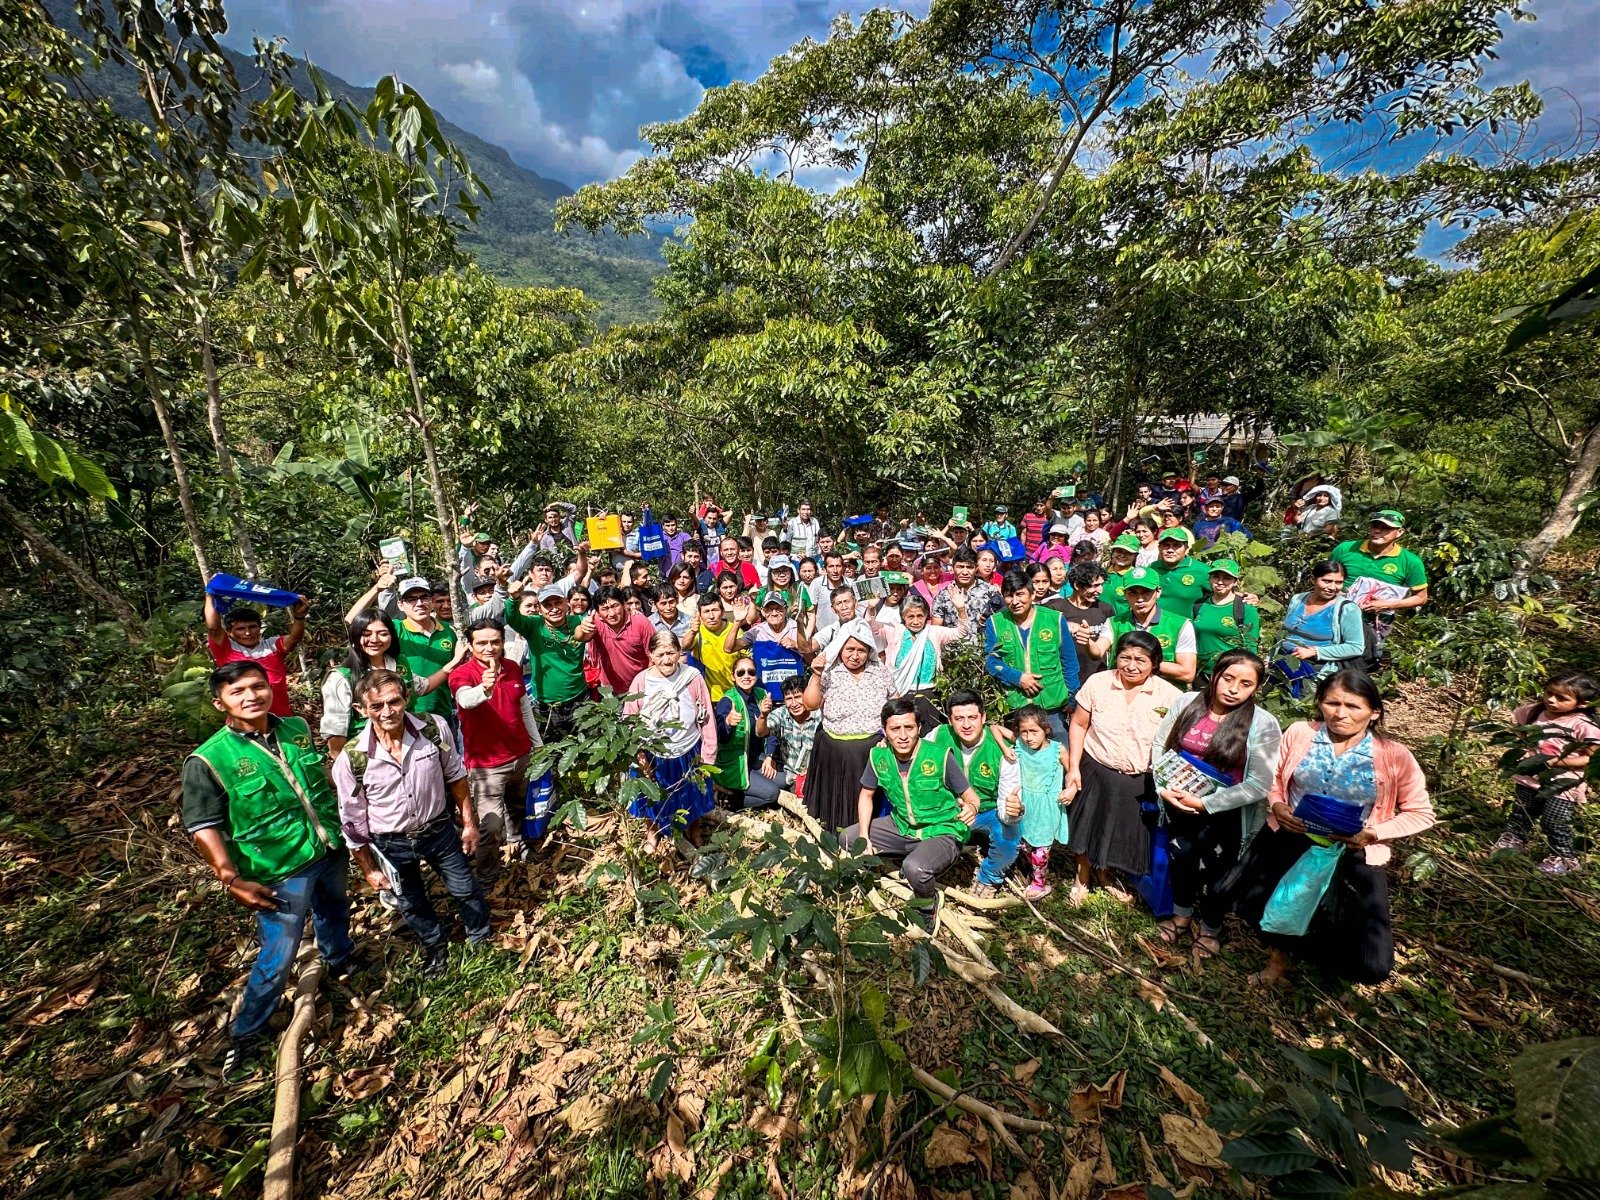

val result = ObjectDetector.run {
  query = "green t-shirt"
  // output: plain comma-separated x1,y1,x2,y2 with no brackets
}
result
1331,540,1427,592
504,601,588,704
393,618,459,717
1191,598,1261,675
1152,556,1208,613
1103,570,1135,616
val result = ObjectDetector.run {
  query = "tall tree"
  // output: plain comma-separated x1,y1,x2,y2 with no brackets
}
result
250,73,486,606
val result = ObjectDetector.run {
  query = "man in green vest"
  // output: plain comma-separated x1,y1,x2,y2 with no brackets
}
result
181,661,360,1074
983,570,1083,742
1107,566,1198,687
928,689,1023,899
1150,527,1208,614
1101,533,1140,615
391,576,461,725
846,699,980,924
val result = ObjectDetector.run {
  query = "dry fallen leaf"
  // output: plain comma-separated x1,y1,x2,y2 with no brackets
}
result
647,1111,696,1184
1012,1058,1042,1086
1139,1132,1173,1188
924,1123,975,1170
336,1064,394,1101
1010,1170,1046,1200
1056,1158,1095,1200
558,1092,612,1137
748,1105,801,1143
1161,1113,1227,1169
1157,1065,1209,1119
23,974,101,1026
1138,978,1168,1012
1103,1185,1147,1200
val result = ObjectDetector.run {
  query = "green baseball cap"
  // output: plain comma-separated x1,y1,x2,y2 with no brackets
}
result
1208,558,1241,578
1123,565,1160,591
471,531,490,543
1110,533,1140,553
1369,510,1406,528
1158,526,1194,545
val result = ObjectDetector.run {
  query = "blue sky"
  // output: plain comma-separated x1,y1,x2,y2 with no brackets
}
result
217,1,1597,189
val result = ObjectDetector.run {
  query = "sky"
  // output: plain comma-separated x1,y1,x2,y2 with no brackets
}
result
217,1,1597,190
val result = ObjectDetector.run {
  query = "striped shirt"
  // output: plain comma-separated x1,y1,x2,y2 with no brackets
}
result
764,706,819,773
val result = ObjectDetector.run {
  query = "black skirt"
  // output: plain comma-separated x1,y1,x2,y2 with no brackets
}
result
1218,825,1394,984
1066,754,1155,876
806,729,882,832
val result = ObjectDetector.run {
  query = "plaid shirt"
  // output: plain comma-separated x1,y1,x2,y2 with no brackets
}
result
764,706,819,774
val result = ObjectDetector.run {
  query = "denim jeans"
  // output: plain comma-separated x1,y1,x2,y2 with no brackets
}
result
971,808,1024,885
373,816,492,948
233,851,354,1041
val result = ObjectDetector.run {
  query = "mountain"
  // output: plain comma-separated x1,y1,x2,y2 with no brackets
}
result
41,0,664,325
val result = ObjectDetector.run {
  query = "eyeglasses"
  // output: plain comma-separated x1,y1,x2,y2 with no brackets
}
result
733,669,758,679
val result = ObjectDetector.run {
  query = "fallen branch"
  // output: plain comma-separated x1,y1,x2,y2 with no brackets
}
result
263,954,324,1200
1427,943,1555,991
909,1064,1053,1154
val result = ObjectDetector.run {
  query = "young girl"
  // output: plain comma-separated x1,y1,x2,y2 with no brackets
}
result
1152,650,1282,958
1008,704,1072,899
621,631,718,853
1494,670,1600,875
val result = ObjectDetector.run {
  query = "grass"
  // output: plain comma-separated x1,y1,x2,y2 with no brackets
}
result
0,696,1596,1200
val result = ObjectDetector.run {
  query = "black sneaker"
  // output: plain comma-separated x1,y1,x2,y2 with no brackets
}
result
421,943,451,979
221,1037,264,1079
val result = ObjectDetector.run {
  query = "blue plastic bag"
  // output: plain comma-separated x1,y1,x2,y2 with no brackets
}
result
993,535,1027,564
524,771,555,841
638,504,668,562
1260,842,1343,936
1131,824,1174,918
205,572,301,612
1295,792,1366,839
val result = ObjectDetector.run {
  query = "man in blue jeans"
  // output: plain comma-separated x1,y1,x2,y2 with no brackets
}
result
331,669,491,981
183,661,362,1076
926,690,1023,899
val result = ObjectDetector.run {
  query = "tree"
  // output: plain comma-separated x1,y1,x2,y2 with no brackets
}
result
250,72,486,607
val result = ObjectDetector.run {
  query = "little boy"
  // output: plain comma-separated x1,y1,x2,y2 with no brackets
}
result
757,676,817,798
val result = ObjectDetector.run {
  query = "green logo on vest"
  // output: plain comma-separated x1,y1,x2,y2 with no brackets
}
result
440,637,455,650
920,759,938,777
234,758,258,778
978,762,994,778
1038,627,1054,643
1181,574,1195,587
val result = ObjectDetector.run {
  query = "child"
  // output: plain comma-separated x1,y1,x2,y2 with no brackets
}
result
1007,704,1072,899
758,675,818,798
1494,670,1600,875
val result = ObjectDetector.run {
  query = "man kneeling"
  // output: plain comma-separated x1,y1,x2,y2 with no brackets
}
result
846,699,979,926
332,669,491,979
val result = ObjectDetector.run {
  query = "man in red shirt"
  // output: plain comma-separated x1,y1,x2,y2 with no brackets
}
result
203,594,308,717
449,618,542,882
587,586,656,694
1020,498,1051,557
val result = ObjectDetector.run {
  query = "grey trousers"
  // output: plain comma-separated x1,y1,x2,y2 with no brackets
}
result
843,818,962,898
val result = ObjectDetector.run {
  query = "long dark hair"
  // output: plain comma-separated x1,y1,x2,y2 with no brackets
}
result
344,609,399,675
1163,649,1264,774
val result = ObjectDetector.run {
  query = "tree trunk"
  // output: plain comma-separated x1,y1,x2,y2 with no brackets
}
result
1521,422,1600,567
135,324,211,584
0,493,144,639
398,317,460,615
196,305,261,576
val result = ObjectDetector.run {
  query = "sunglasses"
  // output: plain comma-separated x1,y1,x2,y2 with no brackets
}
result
733,669,758,679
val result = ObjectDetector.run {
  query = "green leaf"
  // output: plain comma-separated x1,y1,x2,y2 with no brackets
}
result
1223,1132,1325,1177
646,1055,674,1103
219,1138,270,1198
765,1058,783,1109
1509,1038,1600,1178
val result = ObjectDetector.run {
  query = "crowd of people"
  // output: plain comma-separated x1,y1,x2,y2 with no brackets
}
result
182,474,1595,1073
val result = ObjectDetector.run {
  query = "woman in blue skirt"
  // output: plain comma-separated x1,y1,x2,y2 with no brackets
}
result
622,631,719,852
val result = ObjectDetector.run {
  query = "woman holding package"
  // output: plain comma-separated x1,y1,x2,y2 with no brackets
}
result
622,631,719,853
1150,650,1282,958
803,619,895,831
1221,669,1433,986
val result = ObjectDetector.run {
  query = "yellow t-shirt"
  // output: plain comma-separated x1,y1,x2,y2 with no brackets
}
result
697,622,742,700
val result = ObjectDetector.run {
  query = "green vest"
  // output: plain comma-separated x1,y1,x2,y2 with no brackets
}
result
930,725,1005,812
332,662,413,739
990,606,1070,712
713,688,754,791
189,717,342,884
1108,607,1192,672
869,741,970,843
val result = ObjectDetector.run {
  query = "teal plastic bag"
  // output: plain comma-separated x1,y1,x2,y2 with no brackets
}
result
1260,841,1343,936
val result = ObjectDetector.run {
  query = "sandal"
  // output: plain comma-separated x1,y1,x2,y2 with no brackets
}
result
969,883,1000,900
1156,919,1190,945
1192,933,1222,961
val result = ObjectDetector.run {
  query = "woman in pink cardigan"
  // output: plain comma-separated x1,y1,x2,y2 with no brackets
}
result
1221,669,1434,986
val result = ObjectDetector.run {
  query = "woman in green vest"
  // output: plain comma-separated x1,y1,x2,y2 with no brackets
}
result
713,656,773,808
983,570,1083,742
320,609,431,756
182,661,356,1070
